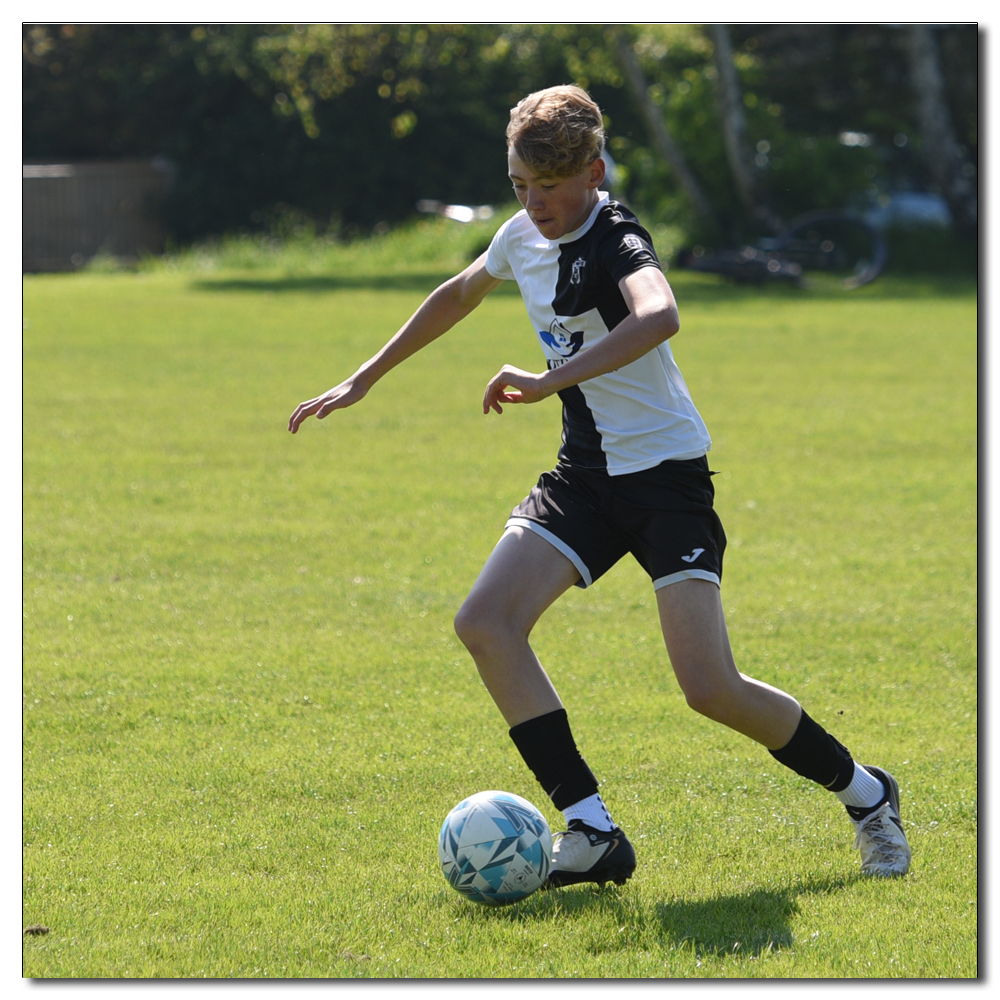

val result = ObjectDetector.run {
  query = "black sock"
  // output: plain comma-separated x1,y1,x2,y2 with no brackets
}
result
508,708,599,811
768,709,856,792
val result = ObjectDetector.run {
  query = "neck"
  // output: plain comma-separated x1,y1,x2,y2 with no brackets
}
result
567,192,601,235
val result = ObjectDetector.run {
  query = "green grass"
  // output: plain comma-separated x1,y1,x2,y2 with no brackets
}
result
22,249,977,977
130,205,523,280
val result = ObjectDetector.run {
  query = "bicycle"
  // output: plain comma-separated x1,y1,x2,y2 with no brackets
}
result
676,210,887,290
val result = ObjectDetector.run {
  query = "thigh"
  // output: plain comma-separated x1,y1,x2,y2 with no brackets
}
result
461,524,583,635
655,577,738,688
656,578,801,747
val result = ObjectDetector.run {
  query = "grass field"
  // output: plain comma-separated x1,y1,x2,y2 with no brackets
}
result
22,228,977,978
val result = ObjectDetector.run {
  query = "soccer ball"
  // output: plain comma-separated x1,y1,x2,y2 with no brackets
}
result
438,790,552,906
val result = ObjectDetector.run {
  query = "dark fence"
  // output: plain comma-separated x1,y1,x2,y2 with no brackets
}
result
22,158,175,272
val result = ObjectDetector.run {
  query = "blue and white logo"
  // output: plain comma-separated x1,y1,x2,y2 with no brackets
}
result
539,318,584,358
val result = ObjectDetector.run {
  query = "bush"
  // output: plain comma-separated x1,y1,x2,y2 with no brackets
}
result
881,225,978,276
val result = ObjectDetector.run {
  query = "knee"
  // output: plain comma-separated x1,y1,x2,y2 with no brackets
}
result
454,596,508,656
683,685,724,721
682,684,715,718
678,674,735,723
452,601,478,651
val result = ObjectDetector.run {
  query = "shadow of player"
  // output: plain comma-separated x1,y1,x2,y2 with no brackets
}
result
459,872,859,961
654,874,862,958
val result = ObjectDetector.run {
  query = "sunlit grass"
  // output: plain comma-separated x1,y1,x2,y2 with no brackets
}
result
23,262,976,977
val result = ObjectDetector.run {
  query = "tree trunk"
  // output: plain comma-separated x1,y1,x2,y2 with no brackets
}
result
711,24,783,235
906,25,977,232
616,40,719,233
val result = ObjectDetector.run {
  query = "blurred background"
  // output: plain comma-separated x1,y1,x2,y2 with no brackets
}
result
22,23,978,276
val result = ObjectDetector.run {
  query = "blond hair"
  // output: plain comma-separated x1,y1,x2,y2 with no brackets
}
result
506,85,605,178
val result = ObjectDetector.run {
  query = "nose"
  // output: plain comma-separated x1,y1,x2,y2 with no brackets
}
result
525,187,545,213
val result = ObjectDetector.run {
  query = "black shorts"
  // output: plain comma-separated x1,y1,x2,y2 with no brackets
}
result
506,456,727,591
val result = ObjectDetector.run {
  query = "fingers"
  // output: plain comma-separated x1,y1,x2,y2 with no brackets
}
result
288,398,321,433
485,392,519,415
289,381,363,433
482,381,497,414
483,366,539,414
482,375,498,414
482,371,518,414
288,393,338,433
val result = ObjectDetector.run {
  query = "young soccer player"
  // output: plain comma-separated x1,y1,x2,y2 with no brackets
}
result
288,85,911,886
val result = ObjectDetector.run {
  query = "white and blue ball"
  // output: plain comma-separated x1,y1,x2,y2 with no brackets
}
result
438,790,552,905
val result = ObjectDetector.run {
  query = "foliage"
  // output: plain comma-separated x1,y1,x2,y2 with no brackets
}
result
23,24,978,248
726,25,978,226
881,224,979,275
23,24,304,240
23,269,977,977
22,24,636,241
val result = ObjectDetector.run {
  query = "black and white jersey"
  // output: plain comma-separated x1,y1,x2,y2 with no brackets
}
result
485,193,712,476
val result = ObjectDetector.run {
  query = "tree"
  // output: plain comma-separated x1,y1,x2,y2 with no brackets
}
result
23,24,649,240
23,23,979,248
615,35,718,233
710,24,782,235
905,25,977,232
724,23,978,226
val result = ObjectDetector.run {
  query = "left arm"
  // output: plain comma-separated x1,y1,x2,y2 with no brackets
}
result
483,266,680,413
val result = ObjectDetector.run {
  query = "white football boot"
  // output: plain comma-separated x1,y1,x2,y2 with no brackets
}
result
851,765,912,877
545,820,636,888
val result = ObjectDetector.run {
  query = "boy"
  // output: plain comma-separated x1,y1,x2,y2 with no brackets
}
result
289,85,911,886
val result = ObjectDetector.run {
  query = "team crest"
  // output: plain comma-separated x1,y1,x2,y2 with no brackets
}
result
539,318,584,358
570,257,587,285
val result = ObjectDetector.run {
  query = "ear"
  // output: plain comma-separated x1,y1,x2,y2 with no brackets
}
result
588,155,607,188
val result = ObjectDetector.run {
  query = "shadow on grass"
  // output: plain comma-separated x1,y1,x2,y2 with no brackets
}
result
651,874,854,958
665,273,977,303
189,273,524,296
190,270,974,302
454,873,856,959
450,882,644,926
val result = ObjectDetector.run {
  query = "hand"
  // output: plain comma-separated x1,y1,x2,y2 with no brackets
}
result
288,376,368,433
482,365,551,415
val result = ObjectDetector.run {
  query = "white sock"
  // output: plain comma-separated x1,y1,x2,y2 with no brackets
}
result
562,793,616,832
834,764,886,810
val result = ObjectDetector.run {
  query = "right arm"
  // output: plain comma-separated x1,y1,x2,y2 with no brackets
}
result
288,253,503,433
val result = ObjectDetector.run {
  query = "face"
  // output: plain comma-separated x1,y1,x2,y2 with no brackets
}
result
508,151,606,240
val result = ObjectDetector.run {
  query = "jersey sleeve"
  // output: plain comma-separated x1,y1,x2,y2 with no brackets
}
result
484,217,515,281
599,223,661,286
